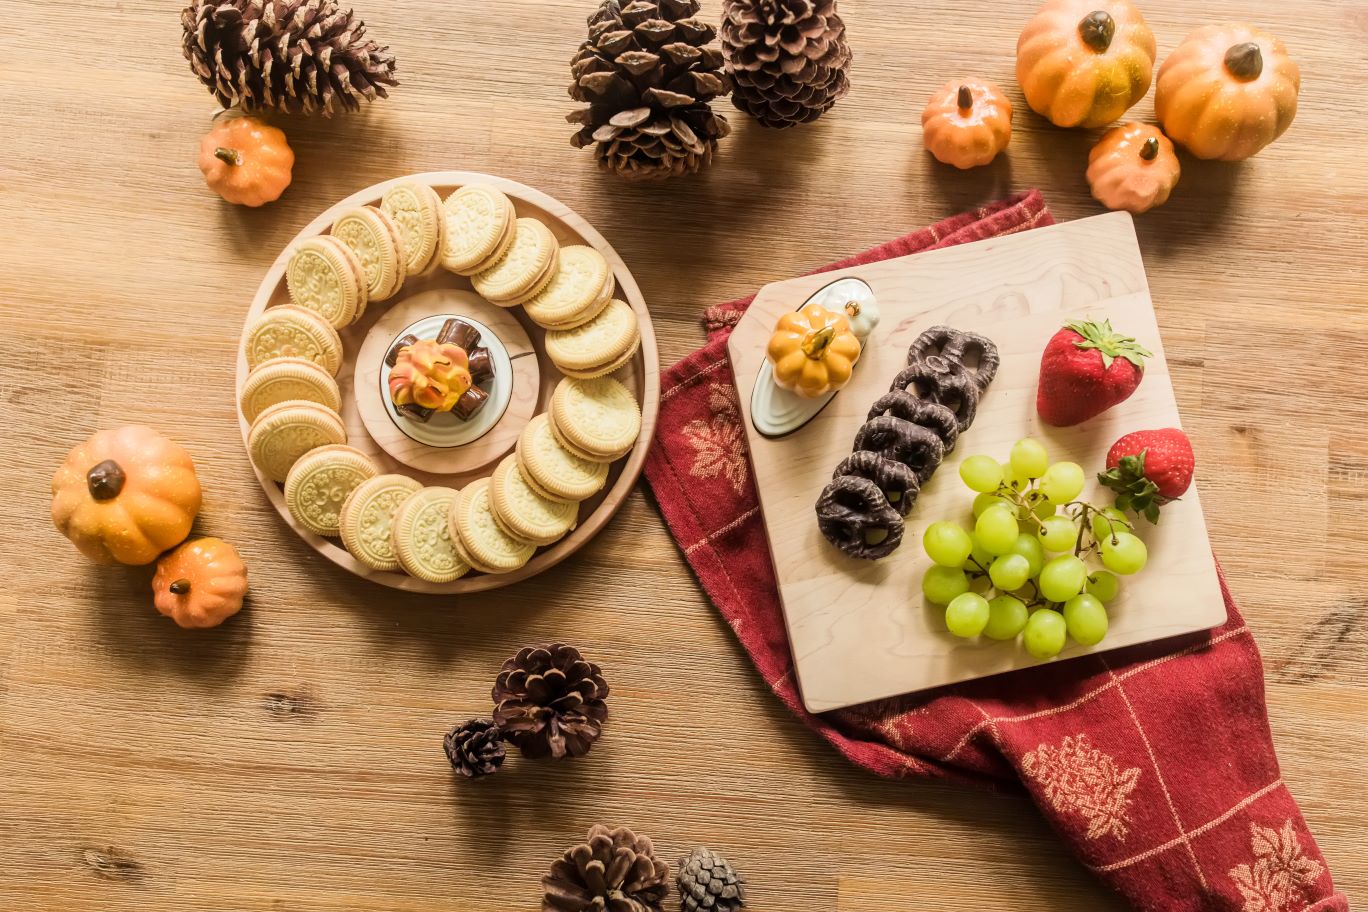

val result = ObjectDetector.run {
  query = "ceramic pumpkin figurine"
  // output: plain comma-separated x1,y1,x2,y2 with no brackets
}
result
197,114,295,207
1016,0,1156,129
1087,122,1180,213
152,538,248,629
922,81,1013,169
767,303,862,398
1155,24,1300,161
51,426,203,565
388,339,474,413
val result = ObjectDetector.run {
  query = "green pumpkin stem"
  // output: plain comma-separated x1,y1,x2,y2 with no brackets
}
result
86,459,126,501
1224,42,1263,81
956,84,973,111
1140,137,1160,161
170,579,192,595
1079,11,1116,53
214,147,243,167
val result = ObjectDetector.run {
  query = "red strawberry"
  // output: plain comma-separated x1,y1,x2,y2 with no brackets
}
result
1099,428,1195,523
1036,319,1151,426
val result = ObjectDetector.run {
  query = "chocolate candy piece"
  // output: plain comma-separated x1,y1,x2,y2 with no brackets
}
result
450,385,489,421
890,355,980,432
866,390,960,453
852,415,945,485
907,325,1001,392
467,347,493,383
385,334,420,369
437,318,481,352
396,402,435,423
815,475,905,560
833,450,920,516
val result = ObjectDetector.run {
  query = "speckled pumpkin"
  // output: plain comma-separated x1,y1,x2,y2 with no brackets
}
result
152,538,248,629
922,81,1014,169
1016,0,1156,129
1087,123,1180,213
1155,24,1300,161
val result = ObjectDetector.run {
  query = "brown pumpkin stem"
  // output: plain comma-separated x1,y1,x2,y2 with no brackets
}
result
170,579,192,595
214,147,243,167
956,85,973,111
1139,137,1160,161
1079,11,1115,53
86,459,126,501
801,324,837,360
1224,42,1263,81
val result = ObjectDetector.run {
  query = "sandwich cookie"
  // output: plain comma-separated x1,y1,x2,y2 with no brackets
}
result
340,474,422,572
239,356,341,424
392,486,470,583
441,184,515,275
283,445,379,537
471,217,559,305
523,245,613,329
515,413,609,503
285,235,365,328
243,305,343,375
549,376,642,463
332,206,403,302
381,181,444,276
544,298,640,379
247,399,347,483
450,478,536,574
489,454,578,547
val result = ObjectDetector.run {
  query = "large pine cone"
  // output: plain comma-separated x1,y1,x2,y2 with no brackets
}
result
678,847,746,912
721,0,851,128
492,644,609,760
543,825,669,912
181,0,399,116
568,0,731,180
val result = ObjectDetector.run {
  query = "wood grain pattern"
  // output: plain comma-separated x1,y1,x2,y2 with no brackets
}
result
730,214,1226,711
1,0,1365,909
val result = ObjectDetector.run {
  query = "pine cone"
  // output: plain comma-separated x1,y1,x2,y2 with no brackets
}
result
181,0,399,116
568,0,732,180
491,644,609,760
543,825,669,912
442,719,506,779
678,847,746,912
721,0,851,128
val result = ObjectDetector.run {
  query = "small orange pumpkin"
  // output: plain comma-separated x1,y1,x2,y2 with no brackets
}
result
1087,123,1180,213
922,81,1013,169
1016,0,1156,129
197,114,294,207
1155,24,1300,161
152,538,248,629
767,303,863,398
52,426,203,565
388,339,474,412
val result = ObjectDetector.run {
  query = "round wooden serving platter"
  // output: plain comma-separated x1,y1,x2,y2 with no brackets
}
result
235,172,660,594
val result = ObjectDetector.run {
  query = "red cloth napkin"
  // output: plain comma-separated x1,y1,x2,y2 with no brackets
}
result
643,190,1347,912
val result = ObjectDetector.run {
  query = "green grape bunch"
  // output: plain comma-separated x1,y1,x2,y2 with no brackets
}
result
922,437,1150,659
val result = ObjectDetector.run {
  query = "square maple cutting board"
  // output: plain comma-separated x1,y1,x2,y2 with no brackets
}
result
727,212,1226,713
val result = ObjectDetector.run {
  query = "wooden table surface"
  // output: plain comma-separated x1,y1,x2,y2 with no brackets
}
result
2,0,1365,908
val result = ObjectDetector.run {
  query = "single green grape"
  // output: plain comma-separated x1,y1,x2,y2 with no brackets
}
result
984,595,1029,641
945,592,991,637
1039,461,1086,503
1085,570,1121,603
1010,438,1050,479
1039,555,1088,602
1063,593,1108,646
1008,533,1046,577
1037,515,1078,552
1090,507,1134,541
922,565,970,605
923,521,973,567
959,455,1004,494
1023,609,1068,659
1100,532,1148,575
972,492,1011,517
988,553,1031,591
974,505,1020,555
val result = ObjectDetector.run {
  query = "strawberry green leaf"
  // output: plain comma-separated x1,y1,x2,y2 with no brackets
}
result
1066,318,1153,371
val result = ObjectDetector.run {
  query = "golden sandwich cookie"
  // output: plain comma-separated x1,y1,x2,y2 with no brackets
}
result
243,305,343,375
489,454,578,547
332,205,403,302
392,486,470,583
340,474,422,572
381,181,444,276
523,245,613,329
285,235,365,329
283,445,379,537
240,356,341,424
471,217,559,304
441,183,516,275
450,478,536,574
247,398,347,483
549,376,642,463
515,413,610,503
545,298,640,376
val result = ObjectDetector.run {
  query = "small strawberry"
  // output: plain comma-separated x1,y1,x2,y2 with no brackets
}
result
1098,428,1195,523
1036,318,1152,426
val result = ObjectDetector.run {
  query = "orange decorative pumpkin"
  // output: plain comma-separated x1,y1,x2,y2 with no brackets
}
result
52,426,203,565
767,303,862,398
152,538,248,629
922,81,1013,169
1155,24,1300,161
1087,122,1180,213
1016,0,1156,129
197,114,294,207
388,339,473,412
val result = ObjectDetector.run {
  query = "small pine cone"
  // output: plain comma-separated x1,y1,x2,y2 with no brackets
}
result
492,644,609,760
678,847,746,912
181,0,399,116
543,825,669,912
721,0,851,128
442,719,506,779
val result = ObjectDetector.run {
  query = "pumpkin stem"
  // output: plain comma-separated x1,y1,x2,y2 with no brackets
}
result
843,300,862,319
86,459,126,501
956,84,973,111
170,579,192,595
801,324,837,360
1139,137,1160,161
1078,11,1115,53
1224,42,1263,81
214,147,243,167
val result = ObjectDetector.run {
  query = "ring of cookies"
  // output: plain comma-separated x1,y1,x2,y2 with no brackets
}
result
235,174,654,590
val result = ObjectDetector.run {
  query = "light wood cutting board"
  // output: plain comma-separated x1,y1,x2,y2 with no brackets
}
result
728,212,1226,713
